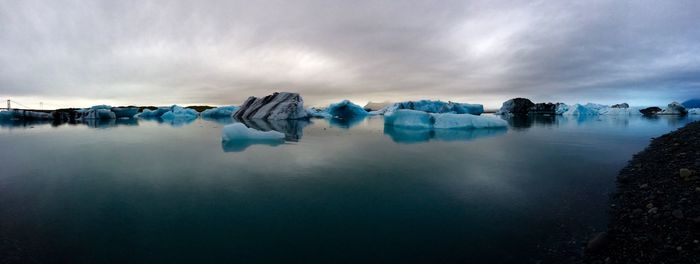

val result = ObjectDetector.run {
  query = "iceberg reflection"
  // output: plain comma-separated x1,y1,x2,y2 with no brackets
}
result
384,125,507,144
235,118,310,142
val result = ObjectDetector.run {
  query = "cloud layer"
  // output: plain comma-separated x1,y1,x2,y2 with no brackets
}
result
1,0,699,108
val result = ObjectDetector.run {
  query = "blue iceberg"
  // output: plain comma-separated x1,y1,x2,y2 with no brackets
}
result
384,110,507,129
376,100,484,116
160,105,199,121
201,106,239,118
327,100,368,119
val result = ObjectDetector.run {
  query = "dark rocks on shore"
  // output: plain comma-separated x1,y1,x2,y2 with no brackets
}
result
584,121,700,263
639,106,662,116
233,92,308,120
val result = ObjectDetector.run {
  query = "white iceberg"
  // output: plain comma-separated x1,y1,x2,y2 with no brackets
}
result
659,102,688,115
384,109,507,129
688,108,699,115
201,106,238,118
306,107,332,118
160,105,199,120
372,100,484,116
562,104,599,116
221,123,286,141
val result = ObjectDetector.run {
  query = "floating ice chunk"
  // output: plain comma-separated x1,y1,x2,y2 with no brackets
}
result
555,103,569,115
384,109,507,129
111,107,139,118
374,100,484,116
201,106,239,118
688,108,699,115
384,110,434,128
82,108,116,119
659,102,688,115
138,108,170,118
306,107,332,118
90,105,113,110
160,105,199,120
327,100,368,119
234,92,308,120
221,123,286,141
563,104,599,116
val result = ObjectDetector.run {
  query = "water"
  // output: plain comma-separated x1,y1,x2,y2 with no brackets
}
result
0,114,697,263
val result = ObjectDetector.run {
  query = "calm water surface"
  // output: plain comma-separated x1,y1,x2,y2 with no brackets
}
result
0,114,698,263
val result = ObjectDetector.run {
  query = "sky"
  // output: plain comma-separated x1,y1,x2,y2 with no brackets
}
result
1,0,699,109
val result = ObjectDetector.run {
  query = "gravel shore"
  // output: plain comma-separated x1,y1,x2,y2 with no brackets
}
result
585,121,700,263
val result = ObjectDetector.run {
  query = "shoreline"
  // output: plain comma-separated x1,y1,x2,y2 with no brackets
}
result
585,121,700,263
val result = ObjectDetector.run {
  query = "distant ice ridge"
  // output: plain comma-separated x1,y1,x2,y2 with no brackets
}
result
371,100,484,116
384,109,507,129
201,106,238,118
561,103,641,116
160,105,199,120
221,123,285,141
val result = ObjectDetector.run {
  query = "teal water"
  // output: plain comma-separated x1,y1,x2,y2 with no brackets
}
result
0,114,697,263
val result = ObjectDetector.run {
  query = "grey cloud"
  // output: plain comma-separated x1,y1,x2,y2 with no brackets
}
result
0,0,698,108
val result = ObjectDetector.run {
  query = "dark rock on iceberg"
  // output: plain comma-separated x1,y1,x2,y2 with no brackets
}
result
496,98,534,115
639,107,662,116
528,103,558,114
611,103,629,108
233,92,308,120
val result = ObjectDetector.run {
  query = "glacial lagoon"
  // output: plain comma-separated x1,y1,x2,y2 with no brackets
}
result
1,114,698,263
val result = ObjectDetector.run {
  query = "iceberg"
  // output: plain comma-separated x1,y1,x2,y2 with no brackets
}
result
233,92,308,120
555,103,569,115
82,108,116,119
138,108,170,118
306,107,332,118
659,102,688,115
327,100,368,119
160,105,199,121
363,101,392,111
384,109,507,129
111,107,139,118
373,100,484,116
201,106,239,118
562,104,599,116
689,108,699,115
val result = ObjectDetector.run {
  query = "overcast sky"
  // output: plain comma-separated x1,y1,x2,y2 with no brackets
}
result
1,0,699,109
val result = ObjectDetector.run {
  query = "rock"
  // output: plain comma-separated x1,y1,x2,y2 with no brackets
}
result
611,103,630,108
679,168,693,178
639,106,662,116
529,103,559,115
585,232,609,253
659,102,688,115
233,92,308,120
496,98,534,115
672,209,684,219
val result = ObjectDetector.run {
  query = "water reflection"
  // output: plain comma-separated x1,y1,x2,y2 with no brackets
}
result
384,125,507,144
221,138,285,152
235,118,310,142
138,116,196,127
328,116,365,129
502,114,559,129
201,116,236,125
